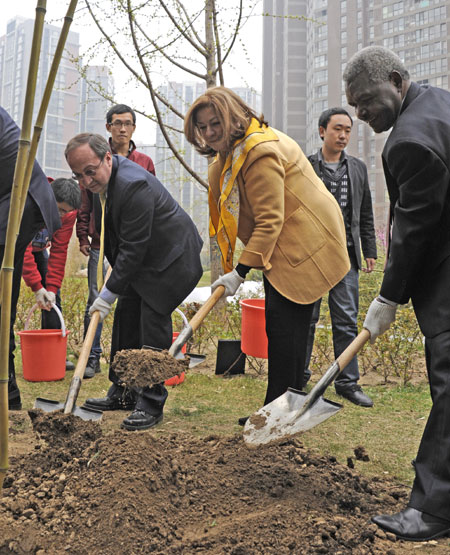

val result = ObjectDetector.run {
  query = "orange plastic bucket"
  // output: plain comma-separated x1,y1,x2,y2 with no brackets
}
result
165,331,186,386
240,298,268,359
18,303,68,382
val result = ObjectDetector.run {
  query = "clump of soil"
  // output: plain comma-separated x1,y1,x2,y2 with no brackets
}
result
0,418,430,554
112,348,189,387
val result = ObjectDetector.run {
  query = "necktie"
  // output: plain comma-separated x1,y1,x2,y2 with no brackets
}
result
97,193,106,292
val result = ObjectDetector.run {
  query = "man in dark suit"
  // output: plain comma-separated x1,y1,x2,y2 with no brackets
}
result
344,46,450,541
304,107,377,407
65,133,203,431
0,106,61,410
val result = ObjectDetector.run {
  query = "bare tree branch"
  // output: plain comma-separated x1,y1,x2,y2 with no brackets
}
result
127,0,208,189
220,0,243,66
158,0,207,56
212,0,224,85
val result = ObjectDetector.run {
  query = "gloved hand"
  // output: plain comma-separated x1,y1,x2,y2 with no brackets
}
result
34,288,55,311
89,296,113,322
211,269,245,298
363,297,398,344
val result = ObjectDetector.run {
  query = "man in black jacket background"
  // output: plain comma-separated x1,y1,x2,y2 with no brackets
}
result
65,133,203,431
345,45,450,542
304,107,377,407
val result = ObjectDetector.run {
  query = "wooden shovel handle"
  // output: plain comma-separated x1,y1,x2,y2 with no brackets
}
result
188,285,225,333
336,329,370,372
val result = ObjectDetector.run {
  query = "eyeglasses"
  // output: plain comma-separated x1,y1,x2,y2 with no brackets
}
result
110,121,134,128
72,157,105,182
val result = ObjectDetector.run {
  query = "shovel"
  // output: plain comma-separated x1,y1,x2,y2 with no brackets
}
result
243,329,371,446
143,285,225,368
34,308,103,421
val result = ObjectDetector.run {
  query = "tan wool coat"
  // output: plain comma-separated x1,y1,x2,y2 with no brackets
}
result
208,129,350,304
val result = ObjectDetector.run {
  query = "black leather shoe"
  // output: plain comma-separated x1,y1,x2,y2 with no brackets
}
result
372,507,450,541
66,360,75,371
83,384,136,411
335,384,373,407
83,357,100,379
121,410,163,431
238,416,249,426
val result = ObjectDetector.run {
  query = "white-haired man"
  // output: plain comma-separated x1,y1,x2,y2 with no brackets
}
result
344,46,450,542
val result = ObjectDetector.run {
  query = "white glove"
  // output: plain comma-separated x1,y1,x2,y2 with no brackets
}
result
34,288,55,311
363,297,398,344
211,269,245,298
89,296,113,322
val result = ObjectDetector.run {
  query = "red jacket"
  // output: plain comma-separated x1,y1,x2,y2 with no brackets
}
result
76,139,155,249
22,211,77,293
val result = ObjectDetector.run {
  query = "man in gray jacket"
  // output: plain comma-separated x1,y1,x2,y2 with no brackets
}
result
304,107,377,407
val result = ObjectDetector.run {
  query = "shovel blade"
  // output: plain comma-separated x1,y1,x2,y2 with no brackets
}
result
34,397,103,421
143,345,205,369
243,388,342,447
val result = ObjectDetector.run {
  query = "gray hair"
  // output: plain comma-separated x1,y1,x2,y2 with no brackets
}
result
51,177,81,210
64,133,111,160
343,46,410,85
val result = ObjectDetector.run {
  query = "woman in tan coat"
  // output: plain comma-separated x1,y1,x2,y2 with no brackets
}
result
184,86,349,421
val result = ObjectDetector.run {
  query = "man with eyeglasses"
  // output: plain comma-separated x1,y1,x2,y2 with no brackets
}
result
76,104,155,379
66,133,203,431
22,178,81,361
0,106,61,410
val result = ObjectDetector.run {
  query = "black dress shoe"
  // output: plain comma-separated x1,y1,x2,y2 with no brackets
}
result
335,384,373,407
238,416,249,426
83,357,100,379
83,384,136,411
372,507,450,541
66,360,75,371
121,410,163,431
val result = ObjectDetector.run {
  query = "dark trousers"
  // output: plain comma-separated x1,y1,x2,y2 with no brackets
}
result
109,283,172,415
263,276,315,405
0,197,44,397
32,249,62,329
409,330,450,520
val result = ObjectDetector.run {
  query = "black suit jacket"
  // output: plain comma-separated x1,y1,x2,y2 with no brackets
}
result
308,151,377,269
0,106,60,243
380,81,450,337
100,156,203,315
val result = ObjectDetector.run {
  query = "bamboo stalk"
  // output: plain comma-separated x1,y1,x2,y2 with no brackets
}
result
0,0,47,492
20,0,80,220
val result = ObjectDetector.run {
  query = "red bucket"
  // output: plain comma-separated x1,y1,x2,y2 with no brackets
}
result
240,298,268,359
18,303,68,382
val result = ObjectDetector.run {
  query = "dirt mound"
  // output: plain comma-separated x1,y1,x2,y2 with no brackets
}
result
0,414,424,554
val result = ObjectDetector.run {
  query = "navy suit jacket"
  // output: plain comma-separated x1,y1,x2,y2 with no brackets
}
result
0,106,60,243
381,82,450,337
100,156,203,315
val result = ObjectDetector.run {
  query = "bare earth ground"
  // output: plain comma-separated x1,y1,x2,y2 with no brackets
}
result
1,351,447,554
0,407,448,555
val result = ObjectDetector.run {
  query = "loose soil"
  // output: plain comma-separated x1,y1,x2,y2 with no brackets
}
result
112,348,188,388
1,410,447,554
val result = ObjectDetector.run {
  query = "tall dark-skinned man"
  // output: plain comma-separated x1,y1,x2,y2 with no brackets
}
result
344,45,450,542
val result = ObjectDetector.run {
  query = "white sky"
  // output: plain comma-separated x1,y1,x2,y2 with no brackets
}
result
1,1,263,143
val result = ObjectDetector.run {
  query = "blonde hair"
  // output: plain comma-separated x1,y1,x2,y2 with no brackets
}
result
184,86,266,156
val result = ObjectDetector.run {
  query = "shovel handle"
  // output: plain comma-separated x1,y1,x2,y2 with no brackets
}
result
336,329,370,371
188,285,225,334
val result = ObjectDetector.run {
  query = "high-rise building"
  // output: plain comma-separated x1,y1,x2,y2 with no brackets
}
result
262,0,450,228
0,16,80,178
79,65,114,138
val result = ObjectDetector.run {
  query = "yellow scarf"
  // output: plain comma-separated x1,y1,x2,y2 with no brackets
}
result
208,118,278,272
